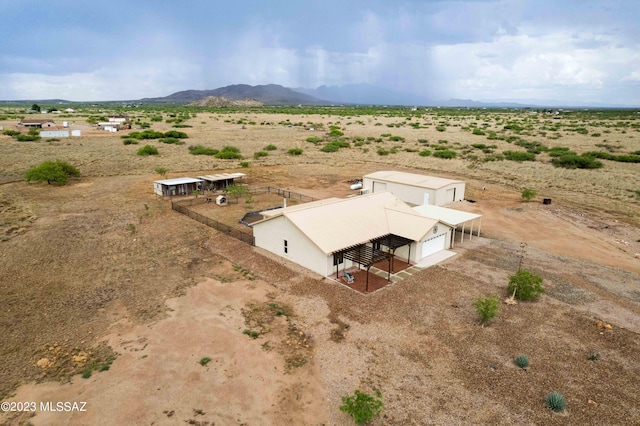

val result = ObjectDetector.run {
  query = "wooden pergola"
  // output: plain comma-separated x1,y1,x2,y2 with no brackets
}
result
370,234,413,271
333,244,391,292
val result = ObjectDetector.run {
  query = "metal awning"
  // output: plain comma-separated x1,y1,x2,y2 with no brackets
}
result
370,234,413,250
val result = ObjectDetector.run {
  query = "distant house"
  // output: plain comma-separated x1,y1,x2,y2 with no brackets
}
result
363,171,465,206
18,119,56,129
64,108,76,113
108,115,129,123
97,122,121,131
252,192,454,278
154,177,203,197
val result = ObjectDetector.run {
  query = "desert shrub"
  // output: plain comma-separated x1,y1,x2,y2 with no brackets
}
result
612,154,640,163
215,150,243,160
264,144,277,151
159,137,184,145
435,125,446,132
340,390,383,425
138,122,151,129
514,355,529,369
328,129,344,137
474,294,499,325
545,392,566,412
150,115,163,122
521,188,536,201
551,154,603,169
188,145,218,156
16,134,40,141
503,151,536,161
199,357,212,366
472,128,485,135
508,270,544,301
130,129,164,140
25,160,80,185
376,147,390,156
547,146,574,157
240,161,250,168
253,151,268,159
389,135,405,141
137,145,158,156
433,149,457,159
122,138,139,145
306,136,322,144
3,129,20,137
287,148,303,155
471,143,487,149
515,139,547,153
418,150,432,157
163,130,188,139
154,167,168,177
321,143,340,152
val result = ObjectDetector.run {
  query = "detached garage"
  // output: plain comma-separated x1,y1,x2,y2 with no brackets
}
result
363,171,465,206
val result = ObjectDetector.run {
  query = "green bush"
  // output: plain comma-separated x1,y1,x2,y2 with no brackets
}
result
340,390,383,425
376,147,390,156
514,355,529,369
129,129,164,140
545,392,566,412
507,270,544,301
199,357,212,366
264,144,277,151
433,149,457,159
503,151,536,161
3,129,20,137
16,134,40,142
215,150,243,160
435,125,446,132
163,130,188,139
474,294,500,325
287,148,303,155
328,129,344,137
137,145,159,156
159,137,185,145
306,136,323,144
547,146,574,157
188,145,218,156
472,128,485,135
418,150,432,157
321,143,340,152
240,161,250,168
122,138,139,145
253,151,268,159
521,188,536,201
25,160,80,185
551,154,603,169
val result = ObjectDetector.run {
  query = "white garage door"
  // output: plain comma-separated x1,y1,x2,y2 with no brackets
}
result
421,234,446,258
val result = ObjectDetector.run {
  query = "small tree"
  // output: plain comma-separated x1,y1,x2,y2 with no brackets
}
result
340,390,383,425
224,184,249,203
154,167,168,177
521,188,536,201
31,103,41,112
25,160,80,185
474,294,500,325
508,270,544,301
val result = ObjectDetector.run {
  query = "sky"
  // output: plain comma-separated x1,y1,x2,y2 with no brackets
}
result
1,0,639,105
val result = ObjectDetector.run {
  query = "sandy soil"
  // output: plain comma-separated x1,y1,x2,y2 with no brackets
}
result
1,109,639,425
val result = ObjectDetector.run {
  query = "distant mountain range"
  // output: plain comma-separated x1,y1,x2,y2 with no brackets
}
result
2,84,637,108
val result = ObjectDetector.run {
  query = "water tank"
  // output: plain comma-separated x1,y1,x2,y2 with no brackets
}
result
63,121,68,128
350,182,363,190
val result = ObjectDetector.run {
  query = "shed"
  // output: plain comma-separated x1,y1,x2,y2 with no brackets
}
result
363,171,465,206
197,173,246,191
153,177,203,197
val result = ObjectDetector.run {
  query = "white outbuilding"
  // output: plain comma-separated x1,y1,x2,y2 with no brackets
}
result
153,177,203,196
362,171,465,206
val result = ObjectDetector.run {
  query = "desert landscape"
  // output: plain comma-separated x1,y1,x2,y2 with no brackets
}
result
1,106,639,425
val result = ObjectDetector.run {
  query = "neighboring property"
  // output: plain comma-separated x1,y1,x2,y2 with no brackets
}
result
108,115,129,123
18,119,56,129
154,177,203,196
362,171,465,206
252,192,453,279
197,173,246,191
97,122,120,131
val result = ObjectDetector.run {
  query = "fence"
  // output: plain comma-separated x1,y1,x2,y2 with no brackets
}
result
171,202,255,245
169,186,317,247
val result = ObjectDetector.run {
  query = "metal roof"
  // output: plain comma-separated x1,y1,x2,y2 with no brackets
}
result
364,171,463,189
154,177,203,185
197,173,246,182
255,192,444,254
413,204,481,226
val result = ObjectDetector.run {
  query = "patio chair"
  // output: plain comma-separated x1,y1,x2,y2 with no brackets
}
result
343,271,354,284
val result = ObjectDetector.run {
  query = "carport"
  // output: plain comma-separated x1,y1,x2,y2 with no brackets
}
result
413,204,482,246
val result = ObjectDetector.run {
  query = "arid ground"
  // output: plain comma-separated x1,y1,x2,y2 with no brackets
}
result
1,109,639,425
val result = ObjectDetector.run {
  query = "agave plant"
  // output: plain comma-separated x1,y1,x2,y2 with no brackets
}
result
545,391,566,412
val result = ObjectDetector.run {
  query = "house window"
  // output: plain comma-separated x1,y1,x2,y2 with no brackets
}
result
284,240,288,254
333,253,343,265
